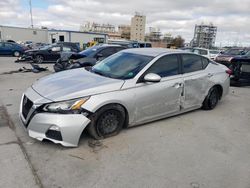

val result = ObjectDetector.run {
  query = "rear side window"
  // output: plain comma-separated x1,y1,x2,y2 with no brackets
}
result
146,55,179,77
202,57,209,69
114,47,125,53
182,54,203,73
98,47,116,57
5,43,13,48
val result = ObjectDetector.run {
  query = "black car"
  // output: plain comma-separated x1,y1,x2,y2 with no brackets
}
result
230,51,250,82
215,48,247,66
17,43,79,63
54,45,126,72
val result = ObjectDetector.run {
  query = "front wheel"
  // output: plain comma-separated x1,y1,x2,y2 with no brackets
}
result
13,51,20,57
35,55,44,63
87,104,126,139
202,87,219,110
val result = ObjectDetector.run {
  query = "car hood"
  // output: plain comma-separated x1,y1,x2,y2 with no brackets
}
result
32,68,125,102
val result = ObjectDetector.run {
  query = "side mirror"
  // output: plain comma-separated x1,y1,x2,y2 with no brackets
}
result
144,73,161,83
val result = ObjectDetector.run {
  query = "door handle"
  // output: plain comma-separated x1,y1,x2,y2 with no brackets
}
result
172,83,183,88
207,73,213,77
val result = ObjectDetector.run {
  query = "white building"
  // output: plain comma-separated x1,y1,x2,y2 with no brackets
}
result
130,13,146,42
0,25,108,49
0,25,48,43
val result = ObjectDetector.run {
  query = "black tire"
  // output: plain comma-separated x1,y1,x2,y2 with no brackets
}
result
202,87,219,110
35,55,44,63
13,51,20,57
87,104,126,139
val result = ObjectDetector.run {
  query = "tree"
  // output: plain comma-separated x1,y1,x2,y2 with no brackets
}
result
172,35,185,48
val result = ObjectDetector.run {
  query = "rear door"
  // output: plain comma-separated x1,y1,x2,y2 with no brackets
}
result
181,54,211,109
134,54,184,124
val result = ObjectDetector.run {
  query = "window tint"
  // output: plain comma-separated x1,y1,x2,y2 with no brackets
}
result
114,47,125,53
182,54,203,73
146,55,179,77
98,47,115,57
5,43,13,48
198,49,208,55
202,57,209,69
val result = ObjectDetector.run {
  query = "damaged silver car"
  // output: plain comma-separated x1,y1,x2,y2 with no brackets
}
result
20,48,230,147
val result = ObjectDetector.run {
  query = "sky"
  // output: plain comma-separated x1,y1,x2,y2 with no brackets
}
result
1,0,250,46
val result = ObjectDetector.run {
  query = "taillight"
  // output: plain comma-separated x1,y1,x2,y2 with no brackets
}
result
226,69,232,76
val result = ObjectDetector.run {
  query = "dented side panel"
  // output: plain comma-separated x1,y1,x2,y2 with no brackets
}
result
182,70,212,109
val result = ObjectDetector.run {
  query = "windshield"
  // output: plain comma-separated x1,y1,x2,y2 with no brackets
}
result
223,49,243,55
79,46,100,57
209,50,220,54
91,52,153,79
40,44,56,50
193,49,208,55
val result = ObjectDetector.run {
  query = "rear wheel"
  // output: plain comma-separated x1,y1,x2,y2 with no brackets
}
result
13,51,20,57
87,104,126,139
202,87,219,110
35,55,44,63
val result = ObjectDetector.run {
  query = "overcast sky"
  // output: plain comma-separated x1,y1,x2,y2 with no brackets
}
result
1,0,250,46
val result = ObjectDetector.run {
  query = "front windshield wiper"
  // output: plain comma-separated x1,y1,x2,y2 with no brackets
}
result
91,69,105,76
90,68,114,78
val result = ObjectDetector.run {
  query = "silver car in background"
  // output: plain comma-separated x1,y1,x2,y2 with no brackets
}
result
20,48,230,147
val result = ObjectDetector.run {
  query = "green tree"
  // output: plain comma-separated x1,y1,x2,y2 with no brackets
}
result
172,35,185,48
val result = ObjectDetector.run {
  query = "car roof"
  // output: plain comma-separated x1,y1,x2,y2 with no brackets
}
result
122,48,183,57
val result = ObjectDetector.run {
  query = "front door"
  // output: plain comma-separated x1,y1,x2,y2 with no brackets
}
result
134,54,183,124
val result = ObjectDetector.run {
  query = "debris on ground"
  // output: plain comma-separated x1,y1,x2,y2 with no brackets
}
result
0,63,48,75
88,140,107,153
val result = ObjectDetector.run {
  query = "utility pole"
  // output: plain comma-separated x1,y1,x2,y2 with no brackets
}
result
29,0,34,28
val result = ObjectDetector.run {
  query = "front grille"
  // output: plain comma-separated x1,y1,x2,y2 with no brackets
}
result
22,95,33,119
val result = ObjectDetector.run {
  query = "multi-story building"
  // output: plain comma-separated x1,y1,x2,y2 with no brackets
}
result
118,25,131,40
130,13,146,42
191,23,217,49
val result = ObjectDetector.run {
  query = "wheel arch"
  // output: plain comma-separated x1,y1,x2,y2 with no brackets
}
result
212,84,223,100
93,102,129,128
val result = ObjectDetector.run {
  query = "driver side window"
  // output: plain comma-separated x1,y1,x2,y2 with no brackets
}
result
146,55,180,77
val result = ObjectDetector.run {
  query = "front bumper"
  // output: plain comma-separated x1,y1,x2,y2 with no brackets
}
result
19,91,91,147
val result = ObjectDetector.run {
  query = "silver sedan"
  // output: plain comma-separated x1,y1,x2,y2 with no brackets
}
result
20,48,230,147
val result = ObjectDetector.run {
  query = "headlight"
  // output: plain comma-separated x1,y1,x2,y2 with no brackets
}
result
43,97,89,113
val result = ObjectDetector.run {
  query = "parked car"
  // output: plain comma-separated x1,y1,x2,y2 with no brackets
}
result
192,48,220,60
108,39,151,48
208,49,221,60
54,44,126,72
17,43,79,63
215,48,247,66
229,51,250,81
20,48,230,147
0,41,27,57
